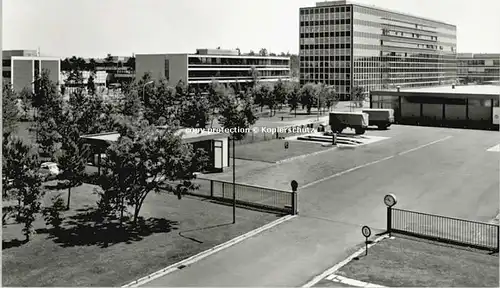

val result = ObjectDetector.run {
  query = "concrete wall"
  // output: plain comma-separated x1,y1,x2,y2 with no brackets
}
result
40,60,60,84
166,54,188,85
12,59,33,92
135,54,167,81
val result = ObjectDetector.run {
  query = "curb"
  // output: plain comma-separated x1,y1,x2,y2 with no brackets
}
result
121,214,298,287
301,234,389,288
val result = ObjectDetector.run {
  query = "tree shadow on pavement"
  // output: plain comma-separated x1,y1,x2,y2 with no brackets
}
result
35,207,179,248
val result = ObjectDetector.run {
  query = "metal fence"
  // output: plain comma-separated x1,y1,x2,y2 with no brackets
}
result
388,207,499,252
184,178,296,215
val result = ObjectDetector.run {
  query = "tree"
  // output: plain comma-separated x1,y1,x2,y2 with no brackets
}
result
42,194,66,232
179,90,210,128
2,136,44,241
272,79,290,113
218,90,258,141
3,83,20,137
299,82,319,114
351,86,366,108
322,85,339,111
120,84,143,119
249,66,260,89
125,57,135,70
57,124,87,210
87,74,96,95
290,54,299,78
287,82,301,117
99,121,208,225
88,58,98,73
35,69,65,158
248,50,256,56
253,82,273,113
259,48,268,56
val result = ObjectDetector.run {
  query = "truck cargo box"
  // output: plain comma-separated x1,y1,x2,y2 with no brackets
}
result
362,108,394,129
329,111,369,134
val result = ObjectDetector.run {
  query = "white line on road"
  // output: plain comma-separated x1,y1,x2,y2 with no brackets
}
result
302,234,389,288
328,275,387,287
121,214,297,288
301,136,452,189
397,135,453,156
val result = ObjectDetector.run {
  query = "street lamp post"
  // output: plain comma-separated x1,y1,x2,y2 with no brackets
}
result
232,136,236,224
142,80,154,103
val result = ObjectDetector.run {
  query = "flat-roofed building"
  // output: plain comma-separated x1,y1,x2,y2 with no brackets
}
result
2,50,61,92
299,1,457,100
457,53,500,84
135,48,290,90
370,84,500,130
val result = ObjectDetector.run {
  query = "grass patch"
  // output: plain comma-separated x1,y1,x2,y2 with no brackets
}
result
231,139,330,163
2,183,277,286
337,235,499,287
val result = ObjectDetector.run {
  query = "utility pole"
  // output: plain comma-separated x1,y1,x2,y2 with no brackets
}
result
232,137,236,224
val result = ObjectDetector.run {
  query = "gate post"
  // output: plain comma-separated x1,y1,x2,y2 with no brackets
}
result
387,206,392,237
383,194,397,237
291,180,298,215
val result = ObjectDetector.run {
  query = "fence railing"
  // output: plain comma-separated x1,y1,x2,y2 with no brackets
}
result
388,207,499,252
173,178,296,215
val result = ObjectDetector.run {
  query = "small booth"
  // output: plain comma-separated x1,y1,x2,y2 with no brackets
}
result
80,128,229,175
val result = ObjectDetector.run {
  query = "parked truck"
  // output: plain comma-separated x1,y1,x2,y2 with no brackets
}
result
329,111,369,135
362,108,395,130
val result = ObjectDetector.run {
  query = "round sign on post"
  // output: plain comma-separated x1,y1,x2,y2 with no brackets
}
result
291,180,298,192
362,226,371,238
285,141,289,149
384,194,397,207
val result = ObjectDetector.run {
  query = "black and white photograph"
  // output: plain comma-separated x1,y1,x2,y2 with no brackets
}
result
1,0,499,287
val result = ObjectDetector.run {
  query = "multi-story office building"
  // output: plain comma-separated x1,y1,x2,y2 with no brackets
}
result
3,50,61,92
135,48,290,89
299,1,457,100
457,53,500,84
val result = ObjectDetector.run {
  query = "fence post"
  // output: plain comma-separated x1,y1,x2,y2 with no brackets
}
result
222,182,225,198
291,180,298,215
210,180,214,198
387,206,392,237
497,225,499,253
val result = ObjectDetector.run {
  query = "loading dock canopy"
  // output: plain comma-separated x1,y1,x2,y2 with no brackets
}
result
371,85,500,100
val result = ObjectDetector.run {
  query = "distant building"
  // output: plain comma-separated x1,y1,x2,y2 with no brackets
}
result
457,53,500,84
3,49,61,92
135,48,290,90
299,1,457,100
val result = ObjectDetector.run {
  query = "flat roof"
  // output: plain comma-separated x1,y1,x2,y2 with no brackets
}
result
372,85,500,99
80,128,227,145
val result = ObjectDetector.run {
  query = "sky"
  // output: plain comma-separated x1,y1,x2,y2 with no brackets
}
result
3,0,500,58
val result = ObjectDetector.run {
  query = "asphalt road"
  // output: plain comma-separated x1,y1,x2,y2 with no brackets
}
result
142,125,499,287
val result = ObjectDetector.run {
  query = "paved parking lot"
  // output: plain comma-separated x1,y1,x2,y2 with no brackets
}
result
143,125,499,287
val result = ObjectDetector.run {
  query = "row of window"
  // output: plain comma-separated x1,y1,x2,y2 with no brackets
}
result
300,43,352,50
301,61,351,68
300,19,351,26
300,56,351,61
457,60,500,66
188,70,289,78
300,31,351,38
187,57,289,66
373,95,497,107
300,6,351,14
353,19,456,39
301,68,351,73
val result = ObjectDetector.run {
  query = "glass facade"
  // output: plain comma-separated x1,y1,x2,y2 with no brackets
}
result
299,1,457,100
457,53,500,83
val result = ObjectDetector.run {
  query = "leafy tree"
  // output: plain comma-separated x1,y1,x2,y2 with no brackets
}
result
253,82,273,113
351,86,366,108
120,84,143,119
87,74,96,95
42,194,66,232
249,66,260,88
88,58,97,73
218,90,258,141
57,124,87,210
2,136,44,241
299,82,320,114
290,54,299,78
321,85,339,111
272,79,290,113
179,90,210,128
287,82,301,117
35,70,65,158
3,83,20,137
125,57,135,70
99,122,208,225
248,50,256,56
259,48,268,56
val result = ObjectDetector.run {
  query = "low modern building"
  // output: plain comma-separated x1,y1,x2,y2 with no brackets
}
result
2,50,61,92
299,0,457,100
457,53,500,84
370,85,500,130
135,48,290,89
80,128,230,174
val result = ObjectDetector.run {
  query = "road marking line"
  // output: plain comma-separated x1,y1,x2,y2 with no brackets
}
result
276,146,339,164
397,136,452,156
329,275,387,287
121,214,297,287
302,136,452,189
487,144,500,152
302,234,389,288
